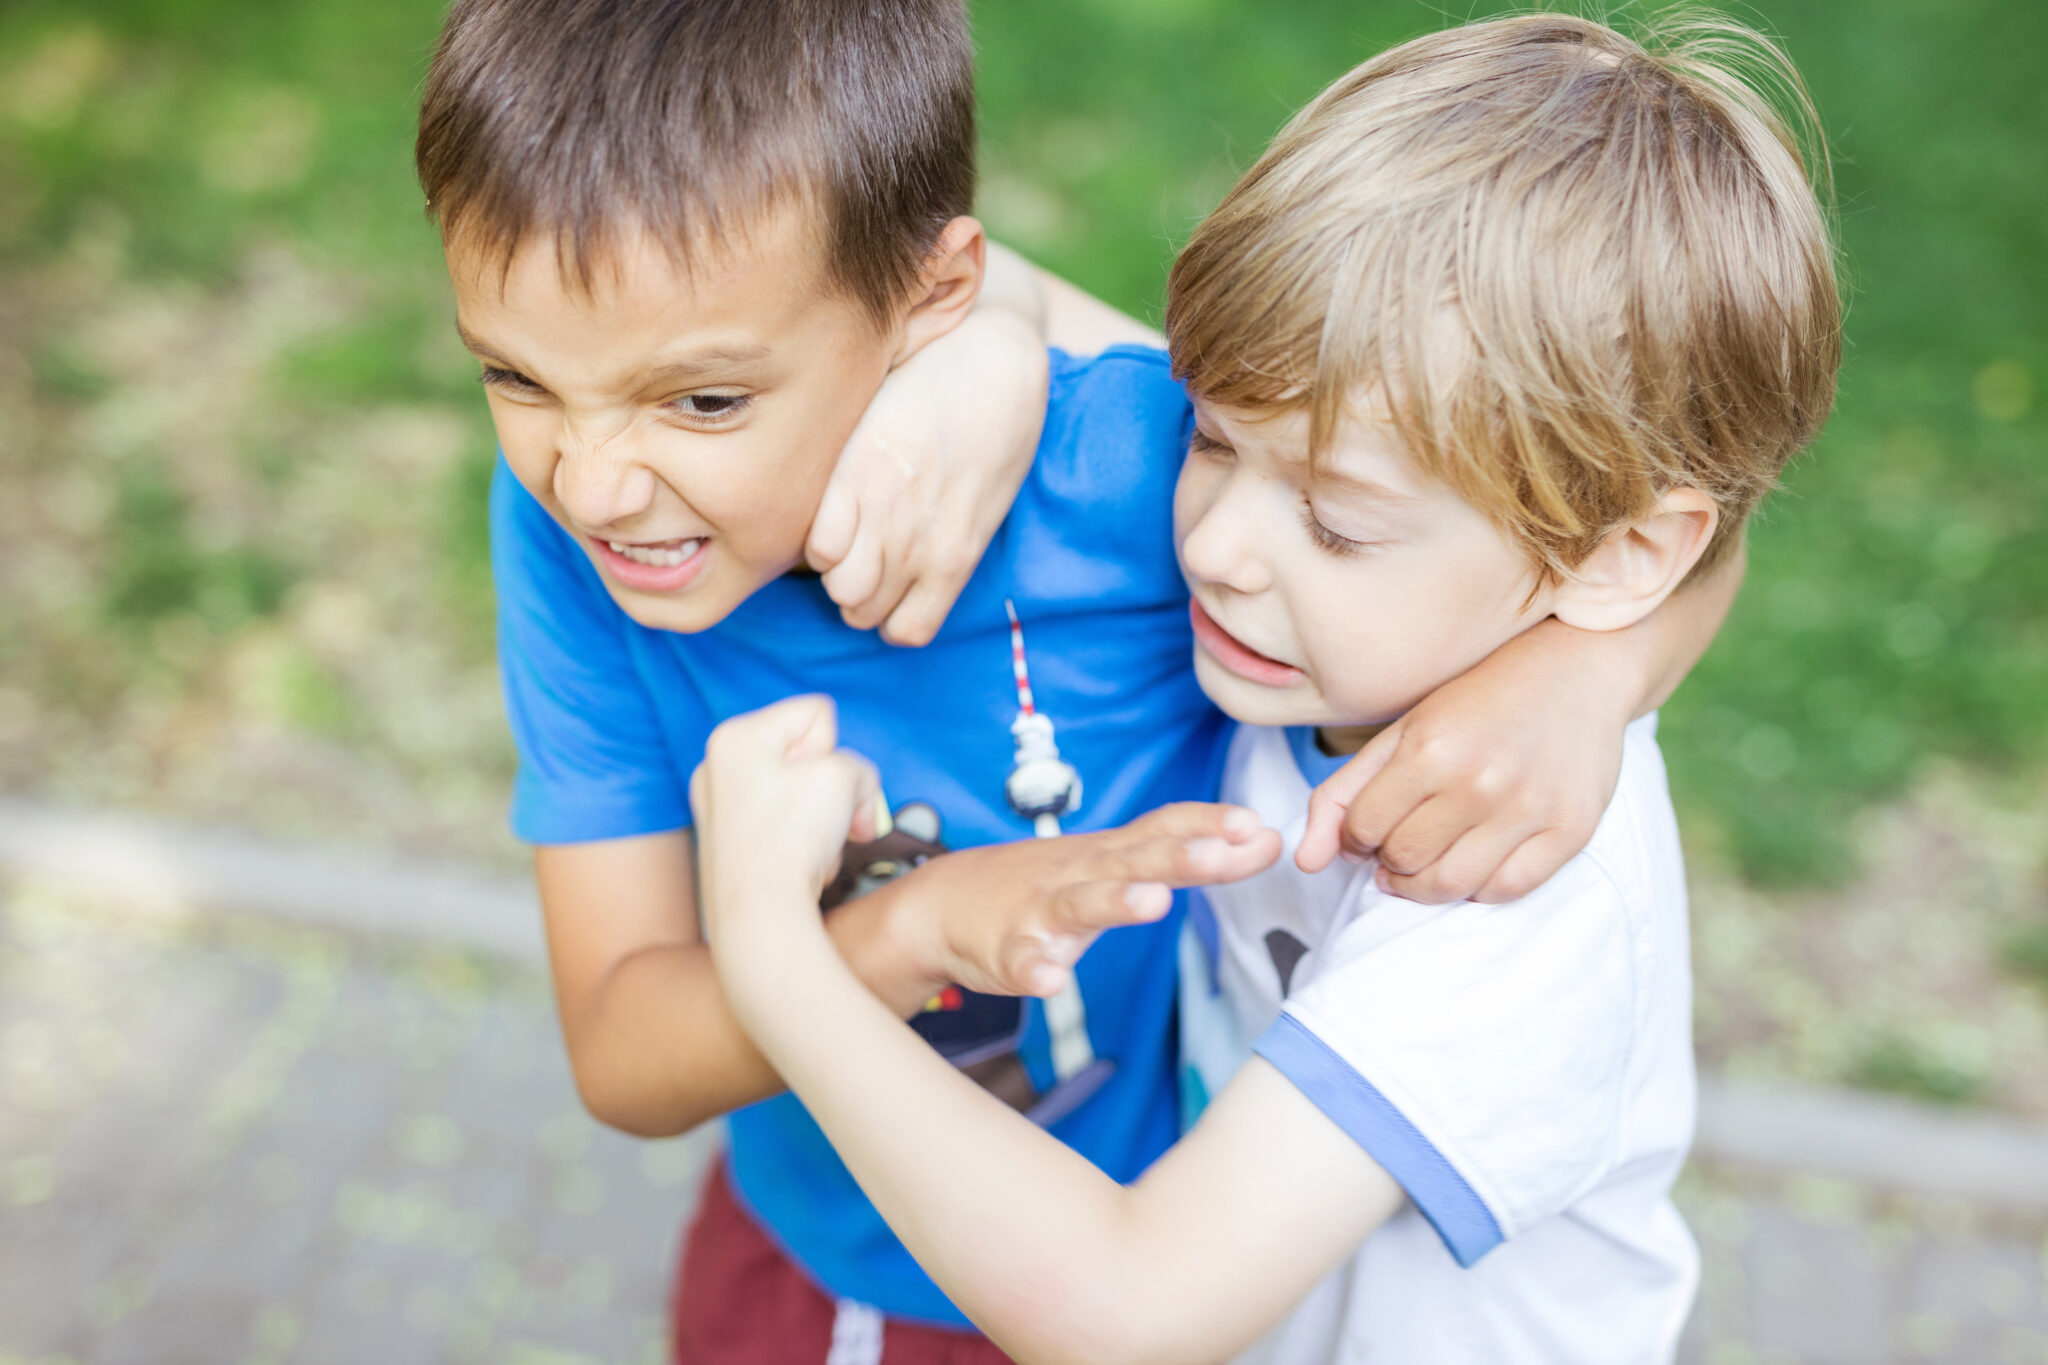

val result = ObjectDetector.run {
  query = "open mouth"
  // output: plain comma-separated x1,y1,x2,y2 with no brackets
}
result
590,535,712,592
1189,598,1305,687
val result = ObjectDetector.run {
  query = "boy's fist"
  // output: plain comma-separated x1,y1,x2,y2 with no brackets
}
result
690,697,884,941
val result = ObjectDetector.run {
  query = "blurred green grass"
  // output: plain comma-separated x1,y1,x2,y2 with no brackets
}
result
0,0,2043,885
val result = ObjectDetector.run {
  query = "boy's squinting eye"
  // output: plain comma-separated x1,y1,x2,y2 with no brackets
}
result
667,392,752,423
478,364,544,396
1189,429,1233,459
1299,501,1371,557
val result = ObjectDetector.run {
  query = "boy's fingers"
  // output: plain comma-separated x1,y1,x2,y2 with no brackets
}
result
1053,879,1172,934
1296,727,1399,871
1471,830,1578,905
1370,792,1480,879
1296,788,1347,874
821,538,886,616
761,694,840,759
835,750,886,842
1337,748,1435,863
1124,801,1265,845
1091,828,1281,889
846,542,919,633
878,580,953,647
1376,820,1520,905
1022,963,1071,998
806,483,859,572
994,931,1085,998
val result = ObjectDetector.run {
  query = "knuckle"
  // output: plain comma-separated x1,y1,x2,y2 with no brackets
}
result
1389,870,1430,902
1414,876,1464,905
1468,762,1512,801
1494,873,1537,902
1412,730,1470,773
1340,823,1383,856
1379,835,1424,876
1343,803,1390,842
895,613,942,646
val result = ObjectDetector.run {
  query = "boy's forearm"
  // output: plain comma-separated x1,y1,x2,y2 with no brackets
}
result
978,240,1049,337
1514,533,1745,721
548,873,950,1138
1038,264,1166,354
1634,534,1745,712
721,907,1167,1364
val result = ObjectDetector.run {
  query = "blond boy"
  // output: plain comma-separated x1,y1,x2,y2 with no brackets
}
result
691,13,1839,1363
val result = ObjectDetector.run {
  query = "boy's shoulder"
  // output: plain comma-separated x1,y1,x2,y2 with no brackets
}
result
979,344,1191,610
1034,344,1191,497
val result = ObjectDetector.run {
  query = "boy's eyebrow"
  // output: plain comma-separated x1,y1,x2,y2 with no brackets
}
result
1314,466,1421,505
455,322,514,365
454,321,772,383
638,345,774,383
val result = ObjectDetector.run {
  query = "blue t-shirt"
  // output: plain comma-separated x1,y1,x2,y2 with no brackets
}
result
493,345,1230,1327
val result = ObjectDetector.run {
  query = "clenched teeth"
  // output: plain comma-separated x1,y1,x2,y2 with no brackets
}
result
607,538,704,568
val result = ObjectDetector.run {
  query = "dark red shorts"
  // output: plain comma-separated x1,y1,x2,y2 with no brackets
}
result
672,1157,1015,1365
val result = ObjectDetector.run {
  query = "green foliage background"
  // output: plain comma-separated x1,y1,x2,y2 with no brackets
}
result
1,0,2043,885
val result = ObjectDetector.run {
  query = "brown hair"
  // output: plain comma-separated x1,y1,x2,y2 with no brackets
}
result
1166,11,1841,577
416,0,977,324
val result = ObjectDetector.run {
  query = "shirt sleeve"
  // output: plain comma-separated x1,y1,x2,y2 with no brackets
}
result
491,459,697,843
1251,859,1640,1267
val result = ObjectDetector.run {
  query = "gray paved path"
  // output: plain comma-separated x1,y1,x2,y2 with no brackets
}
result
2,877,2044,1365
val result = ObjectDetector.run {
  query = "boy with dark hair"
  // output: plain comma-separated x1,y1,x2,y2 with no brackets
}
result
414,2,1740,1359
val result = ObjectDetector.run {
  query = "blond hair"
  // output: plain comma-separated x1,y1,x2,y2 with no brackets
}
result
1166,10,1841,577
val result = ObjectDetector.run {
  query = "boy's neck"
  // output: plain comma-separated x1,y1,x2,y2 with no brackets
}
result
1313,722,1388,757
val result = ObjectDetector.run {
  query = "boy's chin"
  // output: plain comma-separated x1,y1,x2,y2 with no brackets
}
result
1189,650,1333,728
599,561,770,635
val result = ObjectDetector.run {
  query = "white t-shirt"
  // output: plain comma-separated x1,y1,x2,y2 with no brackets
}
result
1179,717,1699,1365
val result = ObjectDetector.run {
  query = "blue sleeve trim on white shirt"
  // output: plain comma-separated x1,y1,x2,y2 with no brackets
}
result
1255,1013,1504,1268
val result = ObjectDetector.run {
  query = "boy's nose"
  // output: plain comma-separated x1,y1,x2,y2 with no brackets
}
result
552,415,660,531
1179,485,1272,596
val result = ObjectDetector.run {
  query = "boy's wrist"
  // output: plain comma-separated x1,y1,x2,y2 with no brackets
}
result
1519,616,1651,722
826,871,954,1016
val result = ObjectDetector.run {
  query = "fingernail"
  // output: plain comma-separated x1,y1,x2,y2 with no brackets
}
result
870,792,893,839
1222,806,1258,837
1340,849,1365,866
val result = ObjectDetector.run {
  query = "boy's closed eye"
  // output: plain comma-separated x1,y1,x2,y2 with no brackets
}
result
1299,501,1373,556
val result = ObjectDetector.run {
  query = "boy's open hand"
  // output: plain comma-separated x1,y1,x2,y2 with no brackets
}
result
898,803,1281,999
690,697,885,950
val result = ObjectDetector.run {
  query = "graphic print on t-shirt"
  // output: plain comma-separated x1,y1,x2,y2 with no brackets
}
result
1264,928,1310,998
821,801,1082,1119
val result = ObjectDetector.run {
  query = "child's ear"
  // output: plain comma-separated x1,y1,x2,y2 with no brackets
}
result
1551,488,1720,633
893,216,986,365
